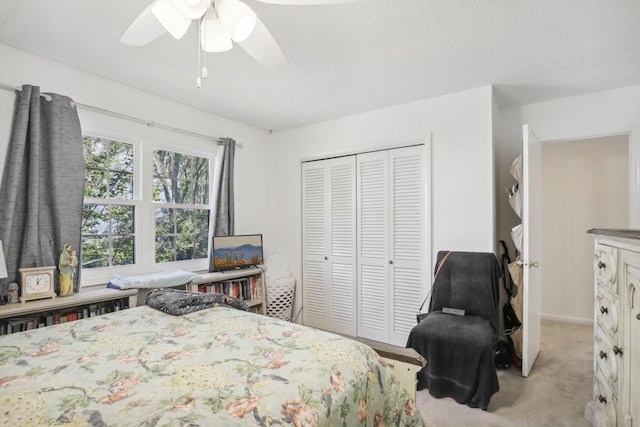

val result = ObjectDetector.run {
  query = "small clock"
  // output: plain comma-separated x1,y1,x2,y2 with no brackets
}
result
19,266,57,303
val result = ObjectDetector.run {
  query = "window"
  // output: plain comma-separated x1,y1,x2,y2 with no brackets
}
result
82,136,135,269
81,134,214,285
152,149,210,263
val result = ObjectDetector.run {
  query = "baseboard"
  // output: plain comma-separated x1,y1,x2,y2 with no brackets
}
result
541,312,592,325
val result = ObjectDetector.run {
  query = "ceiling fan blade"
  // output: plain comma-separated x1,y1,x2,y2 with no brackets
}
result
120,1,167,46
238,17,287,70
254,0,365,4
152,0,192,40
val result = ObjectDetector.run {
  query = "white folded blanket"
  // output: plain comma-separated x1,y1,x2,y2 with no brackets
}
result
108,270,200,290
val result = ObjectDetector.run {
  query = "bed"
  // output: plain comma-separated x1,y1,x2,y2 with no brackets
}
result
0,295,424,426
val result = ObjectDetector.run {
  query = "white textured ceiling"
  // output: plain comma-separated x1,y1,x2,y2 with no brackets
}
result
1,0,639,131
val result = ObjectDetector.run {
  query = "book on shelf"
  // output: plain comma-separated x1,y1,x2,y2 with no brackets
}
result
194,277,258,302
0,296,134,336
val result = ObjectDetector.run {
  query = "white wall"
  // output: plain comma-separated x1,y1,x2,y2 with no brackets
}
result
0,44,272,276
496,84,640,322
541,135,628,323
267,86,496,320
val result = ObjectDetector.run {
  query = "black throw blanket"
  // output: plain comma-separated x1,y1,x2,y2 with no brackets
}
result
406,251,501,410
146,288,250,315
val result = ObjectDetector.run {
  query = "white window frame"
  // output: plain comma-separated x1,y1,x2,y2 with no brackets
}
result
80,121,218,287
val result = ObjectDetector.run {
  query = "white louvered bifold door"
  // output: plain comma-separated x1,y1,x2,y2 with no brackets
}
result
388,146,425,346
302,157,356,335
327,157,357,335
302,161,329,330
356,151,390,342
357,146,426,345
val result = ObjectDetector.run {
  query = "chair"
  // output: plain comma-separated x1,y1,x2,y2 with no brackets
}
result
406,251,501,410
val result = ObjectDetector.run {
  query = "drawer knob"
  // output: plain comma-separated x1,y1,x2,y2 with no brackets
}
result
613,345,623,356
637,313,640,320
597,261,606,269
598,395,607,404
599,351,607,359
600,306,608,314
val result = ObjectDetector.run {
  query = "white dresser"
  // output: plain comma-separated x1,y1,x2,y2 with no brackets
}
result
586,229,640,427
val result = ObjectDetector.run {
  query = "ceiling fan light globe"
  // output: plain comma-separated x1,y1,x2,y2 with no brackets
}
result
152,0,191,39
171,0,209,19
201,10,233,52
216,0,257,42
232,14,257,42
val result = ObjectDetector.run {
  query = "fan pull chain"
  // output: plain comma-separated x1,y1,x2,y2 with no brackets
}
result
197,16,203,88
202,52,208,79
196,15,208,88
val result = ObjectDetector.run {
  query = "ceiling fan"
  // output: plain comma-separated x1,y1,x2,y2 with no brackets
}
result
121,0,363,77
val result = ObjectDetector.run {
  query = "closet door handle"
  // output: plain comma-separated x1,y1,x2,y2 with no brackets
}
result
637,313,640,320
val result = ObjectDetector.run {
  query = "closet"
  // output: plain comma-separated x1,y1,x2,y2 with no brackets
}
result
302,145,427,346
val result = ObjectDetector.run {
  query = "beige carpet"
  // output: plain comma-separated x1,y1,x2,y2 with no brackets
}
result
416,319,593,426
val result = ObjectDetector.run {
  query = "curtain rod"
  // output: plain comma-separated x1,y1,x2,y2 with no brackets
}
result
0,82,237,147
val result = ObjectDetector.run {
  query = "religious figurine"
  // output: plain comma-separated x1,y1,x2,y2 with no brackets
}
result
7,282,19,303
59,243,78,297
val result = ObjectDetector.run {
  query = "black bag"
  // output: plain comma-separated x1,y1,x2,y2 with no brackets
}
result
503,302,521,335
499,240,521,335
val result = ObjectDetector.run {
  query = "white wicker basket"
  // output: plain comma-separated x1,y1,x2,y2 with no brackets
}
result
266,276,295,321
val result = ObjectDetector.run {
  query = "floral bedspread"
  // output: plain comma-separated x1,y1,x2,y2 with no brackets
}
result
0,305,424,426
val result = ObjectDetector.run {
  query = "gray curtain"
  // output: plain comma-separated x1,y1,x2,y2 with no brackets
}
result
0,85,84,295
213,138,235,237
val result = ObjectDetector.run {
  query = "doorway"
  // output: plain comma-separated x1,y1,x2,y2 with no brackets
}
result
540,134,629,323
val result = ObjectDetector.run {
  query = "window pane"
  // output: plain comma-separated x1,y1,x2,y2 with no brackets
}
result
154,207,209,263
111,236,135,266
176,209,193,234
83,136,133,200
110,171,134,200
82,204,135,268
111,205,135,235
153,150,208,204
153,178,171,203
82,204,109,235
83,136,106,169
109,141,134,173
81,236,108,269
155,235,174,264
192,156,209,204
194,209,209,234
155,208,174,234
85,169,107,198
193,234,208,259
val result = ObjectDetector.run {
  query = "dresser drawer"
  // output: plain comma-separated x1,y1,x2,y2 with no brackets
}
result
595,288,619,339
589,372,617,427
594,244,618,294
594,326,620,387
